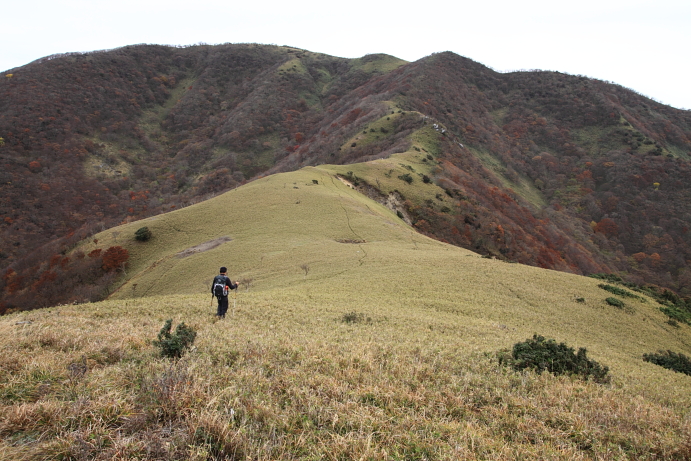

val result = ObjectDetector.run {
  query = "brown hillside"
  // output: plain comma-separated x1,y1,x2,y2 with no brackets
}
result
1,44,691,311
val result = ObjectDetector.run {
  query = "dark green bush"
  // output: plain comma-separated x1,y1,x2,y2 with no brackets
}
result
590,275,691,324
598,284,645,301
660,305,691,325
135,226,152,242
589,273,623,283
605,297,625,308
643,350,691,376
500,334,610,383
153,319,197,359
398,173,413,184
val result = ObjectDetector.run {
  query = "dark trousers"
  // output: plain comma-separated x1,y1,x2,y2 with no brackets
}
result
216,296,229,317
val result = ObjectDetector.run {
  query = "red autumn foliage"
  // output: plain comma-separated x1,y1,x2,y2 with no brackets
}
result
101,246,129,272
594,218,619,237
632,252,647,263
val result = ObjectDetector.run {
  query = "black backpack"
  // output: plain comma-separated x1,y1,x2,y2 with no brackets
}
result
212,276,229,297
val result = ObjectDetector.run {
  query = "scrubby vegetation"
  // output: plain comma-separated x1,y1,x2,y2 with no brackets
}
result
152,319,197,359
500,334,610,384
643,350,691,376
606,297,626,309
135,226,153,242
340,311,372,324
591,273,691,324
598,283,646,301
0,163,688,457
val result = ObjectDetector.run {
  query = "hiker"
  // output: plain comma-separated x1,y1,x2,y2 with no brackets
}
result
211,267,238,318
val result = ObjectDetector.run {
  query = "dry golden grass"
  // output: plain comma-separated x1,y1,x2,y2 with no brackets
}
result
3,164,691,459
1,289,690,459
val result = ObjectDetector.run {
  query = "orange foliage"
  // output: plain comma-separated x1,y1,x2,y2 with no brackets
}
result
632,252,647,263
594,218,618,237
649,253,661,268
102,246,129,272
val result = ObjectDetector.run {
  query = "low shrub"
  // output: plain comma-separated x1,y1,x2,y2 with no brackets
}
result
598,284,645,301
590,274,691,325
643,350,691,376
660,305,691,325
589,273,623,283
398,173,413,184
135,226,152,242
500,334,610,383
605,297,625,308
152,319,197,359
341,311,372,324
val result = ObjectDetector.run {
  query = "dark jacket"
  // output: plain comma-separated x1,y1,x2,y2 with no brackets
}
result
211,274,237,297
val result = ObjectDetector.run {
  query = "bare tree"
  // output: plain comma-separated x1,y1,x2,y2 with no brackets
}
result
239,277,254,292
299,264,310,278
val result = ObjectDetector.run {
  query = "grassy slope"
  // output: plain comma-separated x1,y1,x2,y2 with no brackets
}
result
54,159,691,383
2,163,691,459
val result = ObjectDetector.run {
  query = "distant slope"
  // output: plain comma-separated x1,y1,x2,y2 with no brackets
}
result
87,165,441,298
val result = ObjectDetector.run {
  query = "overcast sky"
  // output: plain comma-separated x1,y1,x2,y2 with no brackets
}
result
3,0,689,109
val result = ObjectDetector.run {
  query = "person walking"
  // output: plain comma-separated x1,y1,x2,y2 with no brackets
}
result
211,267,238,318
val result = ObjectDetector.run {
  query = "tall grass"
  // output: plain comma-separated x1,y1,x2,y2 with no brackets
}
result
1,284,690,459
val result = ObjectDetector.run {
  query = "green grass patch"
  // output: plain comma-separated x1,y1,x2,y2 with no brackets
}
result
349,54,408,74
277,58,308,75
409,124,443,157
340,112,406,151
660,305,691,325
490,107,509,126
469,146,547,208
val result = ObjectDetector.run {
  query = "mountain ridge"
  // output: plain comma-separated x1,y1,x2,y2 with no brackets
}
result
1,43,690,311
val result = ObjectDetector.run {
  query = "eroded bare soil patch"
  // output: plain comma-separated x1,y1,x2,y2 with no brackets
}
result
176,236,232,258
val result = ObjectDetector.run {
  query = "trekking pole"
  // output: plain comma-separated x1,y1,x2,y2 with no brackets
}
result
233,288,237,317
